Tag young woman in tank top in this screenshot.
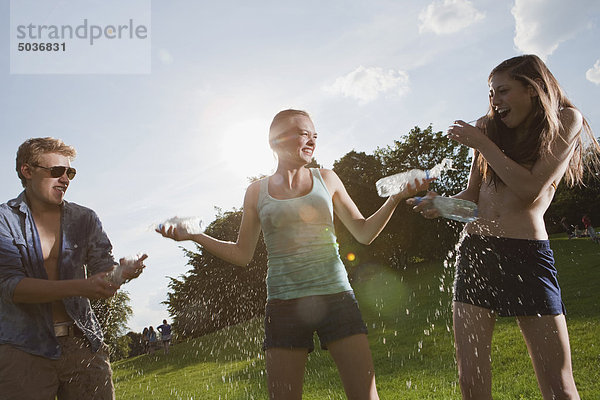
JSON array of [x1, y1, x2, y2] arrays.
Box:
[[157, 109, 430, 399]]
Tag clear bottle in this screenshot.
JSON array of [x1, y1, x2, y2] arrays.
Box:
[[157, 216, 203, 235], [415, 196, 478, 223], [106, 256, 136, 286], [376, 158, 453, 197], [106, 253, 147, 286]]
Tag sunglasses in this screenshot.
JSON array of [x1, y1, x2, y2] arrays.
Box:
[[32, 164, 77, 180]]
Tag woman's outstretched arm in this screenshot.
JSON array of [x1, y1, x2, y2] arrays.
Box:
[[156, 181, 262, 266], [321, 169, 430, 245]]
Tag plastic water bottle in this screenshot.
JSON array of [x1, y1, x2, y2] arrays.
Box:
[[157, 216, 203, 235], [106, 256, 137, 286], [376, 158, 453, 197], [414, 196, 478, 223]]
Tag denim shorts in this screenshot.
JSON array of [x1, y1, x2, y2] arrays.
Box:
[[454, 234, 565, 317], [263, 291, 368, 352]]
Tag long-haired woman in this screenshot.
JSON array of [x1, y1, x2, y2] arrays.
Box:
[[411, 54, 599, 400]]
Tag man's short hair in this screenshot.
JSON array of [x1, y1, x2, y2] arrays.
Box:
[[16, 137, 77, 187]]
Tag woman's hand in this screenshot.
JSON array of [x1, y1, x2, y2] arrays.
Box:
[[406, 191, 440, 219], [447, 120, 486, 149], [155, 225, 191, 242], [390, 177, 434, 203]]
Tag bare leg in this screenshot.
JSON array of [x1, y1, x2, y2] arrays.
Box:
[[517, 314, 580, 400], [265, 348, 308, 400], [328, 334, 379, 400], [453, 301, 496, 400]]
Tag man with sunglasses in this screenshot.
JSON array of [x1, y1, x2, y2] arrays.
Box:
[[0, 137, 148, 399]]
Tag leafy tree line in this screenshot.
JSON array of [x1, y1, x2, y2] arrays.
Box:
[[91, 291, 133, 361], [545, 143, 600, 232], [162, 127, 600, 339]]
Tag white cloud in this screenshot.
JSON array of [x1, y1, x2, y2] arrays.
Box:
[[325, 66, 410, 104], [418, 0, 485, 35], [586, 60, 600, 85], [511, 0, 600, 60]]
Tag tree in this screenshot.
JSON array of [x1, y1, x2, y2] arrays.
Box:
[[91, 291, 133, 361], [374, 125, 471, 196], [545, 143, 600, 233], [125, 331, 145, 357]]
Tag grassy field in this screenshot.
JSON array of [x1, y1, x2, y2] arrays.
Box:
[[113, 234, 600, 399]]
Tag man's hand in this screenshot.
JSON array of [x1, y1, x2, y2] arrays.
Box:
[[120, 253, 148, 281], [81, 271, 119, 299]]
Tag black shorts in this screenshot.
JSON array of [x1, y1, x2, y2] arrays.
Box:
[[454, 234, 565, 317], [263, 291, 368, 353]]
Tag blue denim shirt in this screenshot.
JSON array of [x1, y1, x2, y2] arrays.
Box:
[[0, 192, 116, 359]]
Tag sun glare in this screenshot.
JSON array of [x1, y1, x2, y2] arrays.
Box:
[[218, 118, 276, 179]]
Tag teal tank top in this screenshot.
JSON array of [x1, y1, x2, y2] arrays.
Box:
[[257, 168, 352, 300]]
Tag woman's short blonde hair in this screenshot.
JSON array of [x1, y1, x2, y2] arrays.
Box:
[[268, 109, 311, 148]]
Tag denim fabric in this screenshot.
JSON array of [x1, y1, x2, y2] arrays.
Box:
[[454, 234, 565, 316], [0, 192, 116, 359]]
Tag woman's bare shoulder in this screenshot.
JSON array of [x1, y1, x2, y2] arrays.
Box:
[[559, 107, 583, 141], [247, 178, 263, 191], [317, 168, 345, 194], [244, 179, 264, 204], [318, 167, 334, 177], [318, 168, 342, 184]]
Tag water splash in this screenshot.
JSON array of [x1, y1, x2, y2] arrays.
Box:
[[153, 216, 203, 235]]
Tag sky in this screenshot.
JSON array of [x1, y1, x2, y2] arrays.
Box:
[[1, 0, 599, 333]]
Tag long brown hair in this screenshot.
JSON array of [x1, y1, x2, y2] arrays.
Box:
[[476, 54, 599, 187]]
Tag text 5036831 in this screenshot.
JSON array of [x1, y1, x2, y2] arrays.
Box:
[[18, 42, 66, 51]]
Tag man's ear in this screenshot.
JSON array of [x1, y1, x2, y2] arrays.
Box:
[[21, 163, 33, 180]]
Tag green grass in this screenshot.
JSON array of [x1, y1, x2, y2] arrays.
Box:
[[113, 235, 600, 399]]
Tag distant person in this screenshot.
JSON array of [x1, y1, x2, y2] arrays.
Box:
[[0, 137, 148, 400], [157, 319, 172, 354], [157, 109, 430, 399], [148, 326, 158, 354], [411, 55, 600, 399], [142, 327, 150, 354], [560, 217, 575, 239], [574, 225, 586, 238], [582, 215, 599, 243]]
